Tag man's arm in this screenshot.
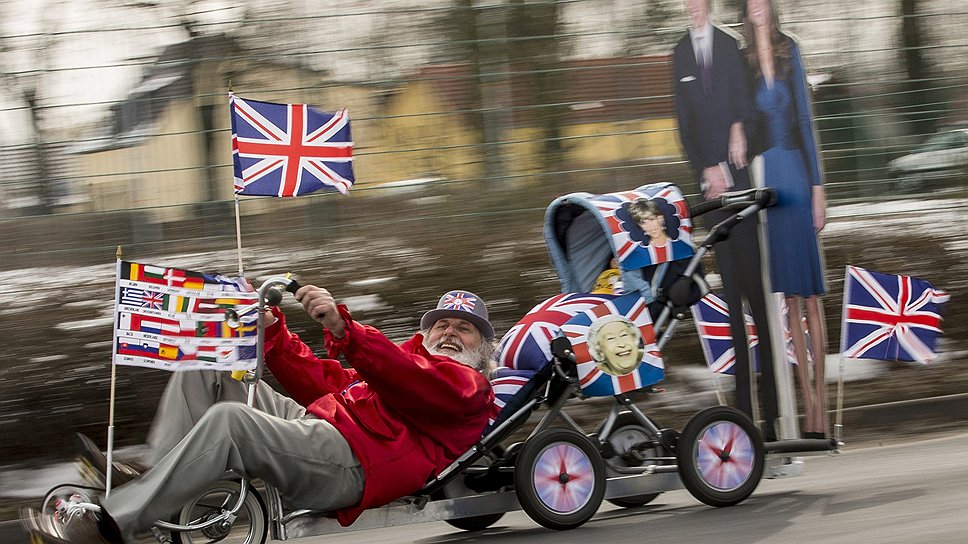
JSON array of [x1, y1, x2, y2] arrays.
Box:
[[673, 41, 705, 174], [296, 285, 492, 433], [263, 312, 357, 407], [339, 313, 493, 435]]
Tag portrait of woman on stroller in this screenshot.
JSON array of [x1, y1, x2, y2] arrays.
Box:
[[587, 315, 644, 376], [627, 198, 672, 250]]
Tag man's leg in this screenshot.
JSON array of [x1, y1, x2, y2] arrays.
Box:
[[730, 217, 780, 439], [103, 402, 364, 542], [146, 370, 300, 465], [714, 234, 755, 422]]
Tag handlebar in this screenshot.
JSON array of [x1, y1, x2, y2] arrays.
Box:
[[690, 187, 776, 218]]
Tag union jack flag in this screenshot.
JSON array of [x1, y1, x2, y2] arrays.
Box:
[[692, 293, 757, 374], [486, 369, 534, 430], [691, 294, 806, 374], [230, 93, 354, 197], [589, 183, 694, 270], [496, 293, 616, 371], [561, 292, 664, 397], [442, 291, 477, 311], [840, 266, 949, 363]]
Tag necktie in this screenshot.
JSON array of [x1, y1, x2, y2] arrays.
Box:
[[697, 37, 711, 92]]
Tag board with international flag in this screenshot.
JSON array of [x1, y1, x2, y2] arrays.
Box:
[[113, 261, 260, 372]]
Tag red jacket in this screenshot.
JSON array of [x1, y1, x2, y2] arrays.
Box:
[[263, 305, 493, 526]]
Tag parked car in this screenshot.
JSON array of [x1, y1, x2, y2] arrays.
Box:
[[887, 128, 968, 193]]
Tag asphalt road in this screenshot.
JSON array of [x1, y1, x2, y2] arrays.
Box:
[[5, 430, 967, 544]]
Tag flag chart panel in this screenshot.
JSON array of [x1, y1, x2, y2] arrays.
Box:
[[113, 261, 260, 372]]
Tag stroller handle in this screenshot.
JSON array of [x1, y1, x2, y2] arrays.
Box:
[[690, 187, 777, 218]]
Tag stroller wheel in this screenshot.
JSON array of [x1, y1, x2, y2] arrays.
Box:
[[596, 411, 662, 508], [676, 406, 764, 507], [514, 428, 605, 530]]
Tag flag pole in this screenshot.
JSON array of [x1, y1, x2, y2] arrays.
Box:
[[228, 88, 244, 277], [234, 194, 244, 277], [834, 264, 852, 445], [712, 373, 726, 406], [106, 246, 123, 495]]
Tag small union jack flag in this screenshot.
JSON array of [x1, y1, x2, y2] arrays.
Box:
[[692, 294, 807, 375], [495, 293, 616, 371], [120, 287, 165, 310], [230, 93, 354, 197], [561, 292, 664, 397], [442, 291, 477, 311], [841, 265, 949, 363], [589, 183, 694, 270]]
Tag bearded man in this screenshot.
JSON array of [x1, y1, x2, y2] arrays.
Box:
[[23, 286, 497, 544]]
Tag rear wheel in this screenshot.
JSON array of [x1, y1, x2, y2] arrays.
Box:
[[171, 480, 268, 544], [514, 428, 605, 530], [438, 467, 505, 531], [596, 412, 662, 508], [676, 406, 764, 508]]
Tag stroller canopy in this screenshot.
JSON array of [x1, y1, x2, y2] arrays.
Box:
[[543, 183, 695, 300]]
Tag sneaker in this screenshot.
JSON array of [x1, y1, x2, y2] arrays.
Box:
[[75, 433, 144, 488], [20, 502, 109, 544]]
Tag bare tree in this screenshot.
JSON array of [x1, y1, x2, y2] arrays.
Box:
[[0, 1, 63, 213]]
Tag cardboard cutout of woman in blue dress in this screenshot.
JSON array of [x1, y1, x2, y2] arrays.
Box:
[[742, 0, 829, 438]]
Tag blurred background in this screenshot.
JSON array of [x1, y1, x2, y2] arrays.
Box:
[[0, 0, 966, 486]]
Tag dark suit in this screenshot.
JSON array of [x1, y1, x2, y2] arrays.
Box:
[[673, 26, 779, 439]]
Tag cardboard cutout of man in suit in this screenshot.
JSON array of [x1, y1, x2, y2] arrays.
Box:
[[672, 0, 779, 440]]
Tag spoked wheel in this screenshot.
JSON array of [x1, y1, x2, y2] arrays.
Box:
[[514, 428, 605, 530], [596, 412, 662, 508], [676, 406, 764, 507], [171, 480, 268, 544]]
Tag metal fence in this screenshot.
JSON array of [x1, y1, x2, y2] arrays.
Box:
[[1, 0, 967, 467], [1, 0, 966, 263]]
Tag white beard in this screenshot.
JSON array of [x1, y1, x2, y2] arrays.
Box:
[[423, 336, 488, 371]]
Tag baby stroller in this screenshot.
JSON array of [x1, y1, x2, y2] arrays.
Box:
[[398, 182, 784, 532], [32, 184, 786, 543]]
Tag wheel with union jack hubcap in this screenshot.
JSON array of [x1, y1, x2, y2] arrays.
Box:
[[514, 428, 605, 530], [676, 406, 764, 507]]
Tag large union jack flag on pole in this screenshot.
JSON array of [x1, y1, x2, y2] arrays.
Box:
[[230, 93, 354, 197], [840, 265, 949, 363]]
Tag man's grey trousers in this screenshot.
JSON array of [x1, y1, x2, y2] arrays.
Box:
[[100, 371, 365, 542]]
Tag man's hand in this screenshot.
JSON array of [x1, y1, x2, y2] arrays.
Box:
[[729, 122, 748, 169], [295, 285, 346, 338], [702, 165, 729, 199]]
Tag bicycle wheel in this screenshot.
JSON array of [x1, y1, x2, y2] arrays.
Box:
[[171, 480, 268, 544]]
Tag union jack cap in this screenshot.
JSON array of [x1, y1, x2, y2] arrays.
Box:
[[420, 290, 494, 340]]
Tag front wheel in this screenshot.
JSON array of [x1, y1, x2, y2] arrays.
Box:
[[171, 480, 268, 544], [676, 406, 764, 508], [514, 428, 605, 530]]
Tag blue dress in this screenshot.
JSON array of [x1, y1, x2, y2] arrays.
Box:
[[754, 42, 826, 297]]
